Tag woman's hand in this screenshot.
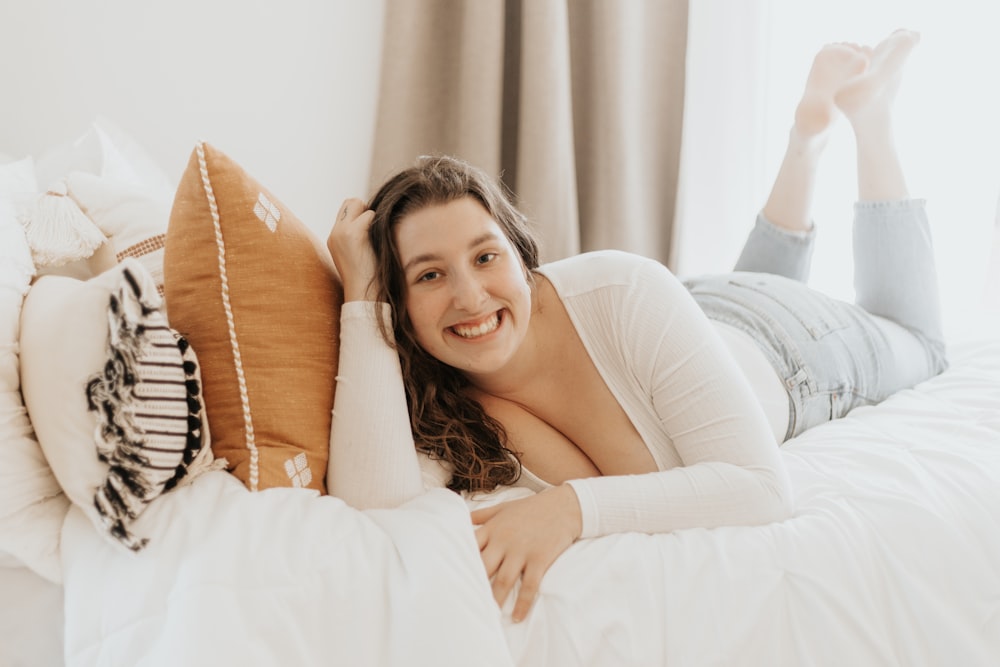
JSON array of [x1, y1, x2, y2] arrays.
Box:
[[327, 198, 378, 302], [471, 484, 583, 623]]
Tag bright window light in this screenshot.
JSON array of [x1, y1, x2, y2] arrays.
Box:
[[680, 0, 1000, 341]]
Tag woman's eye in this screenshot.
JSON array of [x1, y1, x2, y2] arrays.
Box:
[[477, 252, 497, 265], [417, 271, 439, 283]]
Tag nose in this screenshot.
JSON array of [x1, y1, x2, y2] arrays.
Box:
[[450, 271, 489, 311]]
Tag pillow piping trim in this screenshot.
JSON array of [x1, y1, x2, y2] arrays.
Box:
[[196, 141, 260, 491]]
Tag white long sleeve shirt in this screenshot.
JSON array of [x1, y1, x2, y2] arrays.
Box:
[[329, 251, 793, 538]]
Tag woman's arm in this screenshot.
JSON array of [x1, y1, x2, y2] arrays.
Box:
[[327, 301, 425, 508], [565, 256, 793, 537], [324, 199, 425, 508], [468, 253, 793, 620]]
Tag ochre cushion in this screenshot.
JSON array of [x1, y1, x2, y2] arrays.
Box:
[[163, 142, 343, 493]]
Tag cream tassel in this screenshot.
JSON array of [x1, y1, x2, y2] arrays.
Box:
[[23, 180, 106, 268]]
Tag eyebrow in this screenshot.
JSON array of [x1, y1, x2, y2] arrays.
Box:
[[402, 232, 501, 273]]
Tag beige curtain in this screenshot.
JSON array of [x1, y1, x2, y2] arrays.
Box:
[[369, 0, 688, 267]]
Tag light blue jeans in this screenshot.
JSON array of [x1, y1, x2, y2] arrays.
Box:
[[684, 200, 948, 441]]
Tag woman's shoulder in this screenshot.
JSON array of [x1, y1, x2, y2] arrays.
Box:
[[538, 250, 665, 292]]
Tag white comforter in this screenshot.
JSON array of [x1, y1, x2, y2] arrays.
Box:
[[61, 339, 1000, 666]]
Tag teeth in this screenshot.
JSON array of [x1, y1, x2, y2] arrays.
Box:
[[452, 312, 501, 339]]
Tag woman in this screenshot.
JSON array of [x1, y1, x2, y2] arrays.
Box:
[[327, 29, 946, 623]]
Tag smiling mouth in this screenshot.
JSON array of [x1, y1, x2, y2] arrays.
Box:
[[450, 311, 502, 339]]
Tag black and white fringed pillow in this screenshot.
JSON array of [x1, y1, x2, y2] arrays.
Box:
[[85, 261, 216, 551]]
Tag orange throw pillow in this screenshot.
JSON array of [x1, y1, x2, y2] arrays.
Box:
[[163, 142, 342, 492]]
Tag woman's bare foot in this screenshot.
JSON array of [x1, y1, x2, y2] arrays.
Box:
[[794, 43, 870, 137], [834, 29, 920, 121]]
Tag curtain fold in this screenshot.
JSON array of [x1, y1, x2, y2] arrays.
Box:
[[370, 0, 688, 267]]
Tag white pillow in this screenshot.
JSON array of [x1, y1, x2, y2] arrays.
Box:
[[0, 124, 178, 574], [24, 118, 175, 281], [35, 117, 174, 202], [0, 156, 38, 226], [0, 217, 68, 583], [20, 260, 215, 551]]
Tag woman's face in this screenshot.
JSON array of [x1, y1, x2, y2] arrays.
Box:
[[394, 196, 532, 377]]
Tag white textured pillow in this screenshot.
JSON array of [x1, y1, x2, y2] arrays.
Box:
[[0, 217, 69, 583], [20, 260, 215, 551]]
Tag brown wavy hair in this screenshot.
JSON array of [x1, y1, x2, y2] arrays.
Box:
[[366, 155, 541, 493]]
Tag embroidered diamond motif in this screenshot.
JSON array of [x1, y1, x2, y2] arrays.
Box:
[[284, 452, 312, 488], [253, 192, 280, 232]]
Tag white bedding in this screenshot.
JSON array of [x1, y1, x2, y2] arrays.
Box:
[[61, 485, 511, 666], [0, 565, 64, 667], [59, 338, 1000, 666]]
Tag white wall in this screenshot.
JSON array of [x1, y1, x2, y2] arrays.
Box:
[[0, 0, 385, 239]]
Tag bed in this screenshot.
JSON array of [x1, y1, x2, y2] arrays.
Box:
[[3, 122, 999, 666]]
